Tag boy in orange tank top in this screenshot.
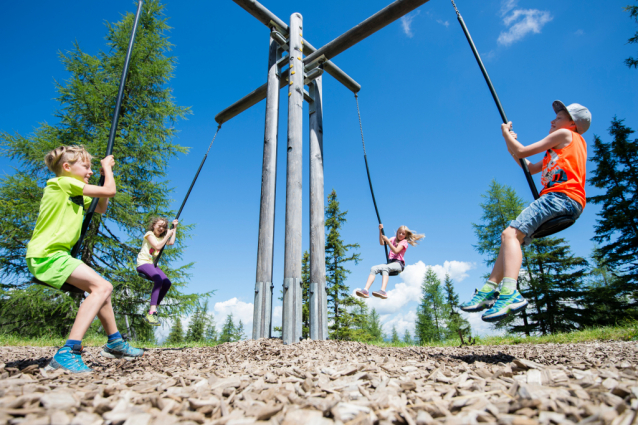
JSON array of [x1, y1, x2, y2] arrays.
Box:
[[461, 100, 592, 322]]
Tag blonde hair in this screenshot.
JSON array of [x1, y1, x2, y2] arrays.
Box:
[[44, 145, 92, 175], [147, 217, 169, 237], [396, 225, 425, 247]]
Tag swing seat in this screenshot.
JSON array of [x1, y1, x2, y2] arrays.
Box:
[[389, 270, 401, 277], [531, 215, 575, 239], [31, 277, 85, 295]]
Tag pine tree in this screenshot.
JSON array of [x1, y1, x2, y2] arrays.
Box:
[[516, 237, 589, 335], [391, 325, 400, 344], [443, 274, 470, 340], [416, 268, 450, 343], [325, 189, 363, 340], [218, 314, 236, 344], [365, 308, 385, 342], [403, 329, 413, 345], [582, 248, 636, 325], [626, 3, 638, 68], [204, 319, 218, 343], [0, 0, 203, 338], [165, 316, 184, 345], [588, 118, 638, 297], [234, 320, 246, 342], [186, 300, 211, 343]]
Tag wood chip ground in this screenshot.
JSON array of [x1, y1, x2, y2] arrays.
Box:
[[1, 339, 637, 424]]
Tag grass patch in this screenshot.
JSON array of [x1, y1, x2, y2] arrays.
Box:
[[372, 324, 638, 348], [1, 325, 635, 349]]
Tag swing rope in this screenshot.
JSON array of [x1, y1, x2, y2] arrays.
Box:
[[355, 93, 390, 264], [71, 0, 145, 259], [450, 0, 575, 238], [152, 124, 222, 267]]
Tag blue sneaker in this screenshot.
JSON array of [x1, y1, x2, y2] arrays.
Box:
[[482, 290, 529, 322], [100, 338, 144, 361], [45, 345, 93, 373], [460, 289, 498, 312]]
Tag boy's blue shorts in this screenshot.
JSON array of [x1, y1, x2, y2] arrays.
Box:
[[510, 192, 583, 246]]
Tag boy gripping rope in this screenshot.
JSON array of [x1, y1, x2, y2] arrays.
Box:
[[356, 224, 424, 299], [461, 101, 591, 322], [136, 217, 178, 326], [26, 146, 144, 373]]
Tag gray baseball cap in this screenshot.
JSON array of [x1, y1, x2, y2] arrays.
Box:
[[552, 100, 592, 135]]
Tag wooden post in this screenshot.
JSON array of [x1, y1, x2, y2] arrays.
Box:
[[282, 12, 304, 345], [308, 76, 327, 340], [253, 35, 281, 340]]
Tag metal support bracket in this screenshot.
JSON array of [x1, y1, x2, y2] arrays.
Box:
[[253, 281, 273, 340], [282, 277, 302, 344]]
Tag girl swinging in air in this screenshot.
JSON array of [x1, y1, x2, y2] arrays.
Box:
[[356, 224, 424, 299], [136, 217, 178, 326]]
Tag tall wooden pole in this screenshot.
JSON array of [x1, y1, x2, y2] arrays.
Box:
[[309, 76, 327, 340], [253, 35, 281, 340], [282, 12, 304, 345]]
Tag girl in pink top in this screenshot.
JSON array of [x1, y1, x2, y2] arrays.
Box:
[[356, 224, 424, 299]]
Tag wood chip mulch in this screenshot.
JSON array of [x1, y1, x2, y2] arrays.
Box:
[[1, 339, 637, 424]]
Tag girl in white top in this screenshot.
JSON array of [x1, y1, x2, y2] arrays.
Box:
[[136, 217, 178, 326]]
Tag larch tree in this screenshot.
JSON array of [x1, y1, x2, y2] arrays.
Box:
[[0, 0, 204, 339], [391, 325, 400, 344], [218, 314, 236, 344]]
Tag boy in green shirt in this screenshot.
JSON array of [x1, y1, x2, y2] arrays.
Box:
[[27, 145, 143, 373]]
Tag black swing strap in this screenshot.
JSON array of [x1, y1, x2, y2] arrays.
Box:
[[450, 0, 539, 200], [153, 124, 222, 266], [355, 93, 390, 263], [71, 0, 144, 258]]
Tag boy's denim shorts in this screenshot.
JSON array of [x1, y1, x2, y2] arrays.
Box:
[[510, 192, 583, 246]]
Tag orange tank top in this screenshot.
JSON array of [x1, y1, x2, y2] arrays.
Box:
[[539, 130, 587, 208]]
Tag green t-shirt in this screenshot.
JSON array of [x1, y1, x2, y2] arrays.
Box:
[[26, 176, 93, 258]]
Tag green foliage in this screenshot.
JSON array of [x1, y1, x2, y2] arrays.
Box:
[[365, 308, 385, 342], [415, 268, 451, 343], [625, 3, 638, 68], [165, 316, 184, 345], [391, 325, 400, 344], [218, 313, 236, 344], [443, 274, 470, 339], [516, 237, 589, 335], [301, 251, 310, 339], [0, 0, 206, 339], [235, 320, 246, 341], [403, 329, 413, 345], [186, 300, 213, 343], [325, 189, 363, 340], [588, 118, 638, 293]]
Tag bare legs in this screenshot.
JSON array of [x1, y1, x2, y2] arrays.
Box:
[[488, 227, 526, 283], [364, 273, 390, 292], [65, 264, 118, 340]]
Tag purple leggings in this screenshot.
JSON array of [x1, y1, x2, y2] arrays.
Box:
[[137, 264, 172, 307]]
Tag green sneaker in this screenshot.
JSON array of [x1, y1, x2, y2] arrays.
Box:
[[482, 290, 529, 322], [144, 312, 161, 327], [460, 288, 498, 312]]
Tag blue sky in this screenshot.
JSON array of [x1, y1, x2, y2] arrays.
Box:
[[1, 0, 637, 339]]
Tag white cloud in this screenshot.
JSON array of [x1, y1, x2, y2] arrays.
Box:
[[383, 309, 418, 336], [436, 19, 450, 28], [574, 29, 584, 36], [500, 0, 518, 17], [401, 11, 420, 38], [355, 260, 475, 315], [498, 8, 553, 46], [213, 297, 254, 332]]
